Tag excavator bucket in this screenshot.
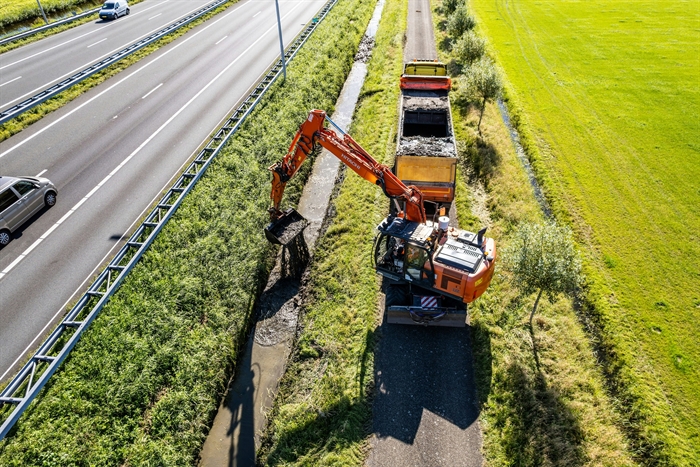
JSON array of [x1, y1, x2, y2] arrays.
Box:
[[264, 208, 309, 245]]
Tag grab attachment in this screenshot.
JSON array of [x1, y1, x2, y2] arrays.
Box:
[[264, 208, 309, 245]]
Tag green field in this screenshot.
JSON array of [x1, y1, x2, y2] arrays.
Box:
[[471, 0, 700, 462]]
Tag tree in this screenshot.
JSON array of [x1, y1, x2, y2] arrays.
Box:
[[446, 4, 476, 39], [453, 30, 485, 67], [503, 221, 582, 330], [442, 0, 460, 15], [460, 57, 501, 135]]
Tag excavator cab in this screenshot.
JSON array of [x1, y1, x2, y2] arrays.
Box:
[[373, 217, 435, 287]]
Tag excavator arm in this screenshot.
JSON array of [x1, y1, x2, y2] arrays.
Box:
[[268, 110, 426, 225]]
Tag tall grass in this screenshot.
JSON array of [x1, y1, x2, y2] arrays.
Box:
[[470, 0, 700, 463], [0, 0, 374, 463]]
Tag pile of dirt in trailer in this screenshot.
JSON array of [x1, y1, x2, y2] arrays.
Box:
[[398, 137, 455, 156], [355, 35, 375, 63], [402, 95, 450, 112]]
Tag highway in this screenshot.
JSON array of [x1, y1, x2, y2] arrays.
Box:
[[0, 0, 216, 113], [0, 0, 327, 382]]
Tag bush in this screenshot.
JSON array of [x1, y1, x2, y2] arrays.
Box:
[[456, 57, 502, 133], [446, 4, 475, 39], [442, 0, 461, 15], [453, 30, 485, 65]]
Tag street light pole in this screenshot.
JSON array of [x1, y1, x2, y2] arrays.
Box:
[[274, 0, 286, 81], [36, 0, 49, 24]]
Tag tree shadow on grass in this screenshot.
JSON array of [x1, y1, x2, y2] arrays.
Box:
[[497, 360, 588, 466], [481, 298, 588, 465]]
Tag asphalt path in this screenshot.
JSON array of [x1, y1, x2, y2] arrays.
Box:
[[0, 0, 327, 383], [368, 0, 483, 465], [0, 0, 217, 113]]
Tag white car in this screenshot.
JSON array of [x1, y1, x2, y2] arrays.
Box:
[[99, 1, 130, 20], [0, 176, 57, 247]]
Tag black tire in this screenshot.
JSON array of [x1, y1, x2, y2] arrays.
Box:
[[385, 283, 408, 308], [126, 8, 130, 14], [0, 229, 11, 247], [44, 191, 57, 207], [113, 12, 119, 20]]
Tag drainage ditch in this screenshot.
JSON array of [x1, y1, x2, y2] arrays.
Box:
[[197, 0, 386, 464]]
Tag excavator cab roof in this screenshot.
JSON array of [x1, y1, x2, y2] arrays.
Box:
[[377, 216, 433, 247]]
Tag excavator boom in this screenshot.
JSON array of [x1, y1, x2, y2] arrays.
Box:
[[266, 110, 426, 244]]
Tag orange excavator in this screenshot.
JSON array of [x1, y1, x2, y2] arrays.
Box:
[[265, 110, 496, 326]]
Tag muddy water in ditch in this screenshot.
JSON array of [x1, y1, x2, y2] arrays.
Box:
[[497, 99, 552, 217], [198, 1, 385, 465]]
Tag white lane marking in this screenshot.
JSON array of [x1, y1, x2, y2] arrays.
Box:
[[0, 1, 219, 109], [133, 0, 171, 15], [0, 76, 22, 87], [253, 11, 261, 17], [0, 0, 303, 277], [0, 0, 253, 160], [35, 169, 47, 177], [142, 83, 163, 99], [0, 111, 219, 382], [87, 38, 108, 48], [215, 35, 228, 45], [148, 13, 163, 20], [0, 29, 105, 72], [0, 0, 322, 384]]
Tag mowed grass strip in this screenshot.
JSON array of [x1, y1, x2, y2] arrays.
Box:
[[257, 0, 405, 463], [0, 0, 375, 463], [471, 0, 700, 463]]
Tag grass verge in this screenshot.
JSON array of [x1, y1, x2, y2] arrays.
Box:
[[0, 0, 221, 142], [0, 0, 375, 463], [470, 0, 700, 463], [434, 1, 638, 465], [256, 0, 406, 463], [1, 0, 101, 32]]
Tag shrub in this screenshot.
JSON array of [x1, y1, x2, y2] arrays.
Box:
[[446, 4, 475, 39], [453, 30, 485, 65]]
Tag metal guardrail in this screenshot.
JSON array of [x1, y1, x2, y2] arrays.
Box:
[[0, 8, 100, 48], [0, 0, 228, 125], [0, 0, 338, 441]]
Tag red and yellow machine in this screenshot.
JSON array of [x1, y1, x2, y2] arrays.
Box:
[[265, 110, 495, 326]]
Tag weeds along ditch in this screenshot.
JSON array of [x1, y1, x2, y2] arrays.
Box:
[[469, 0, 700, 464], [0, 0, 376, 463]]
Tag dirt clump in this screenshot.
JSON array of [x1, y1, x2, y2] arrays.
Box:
[[355, 35, 375, 63]]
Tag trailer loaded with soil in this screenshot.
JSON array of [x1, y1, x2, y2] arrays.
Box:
[[264, 104, 496, 328]]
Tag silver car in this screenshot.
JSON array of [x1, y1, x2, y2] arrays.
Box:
[[99, 1, 130, 20], [0, 176, 57, 247]]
